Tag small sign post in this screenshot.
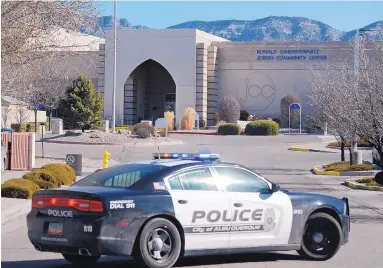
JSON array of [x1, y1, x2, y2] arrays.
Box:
[[66, 154, 82, 176], [289, 103, 302, 134]]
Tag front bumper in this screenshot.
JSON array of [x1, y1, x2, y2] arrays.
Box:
[[341, 197, 351, 245]]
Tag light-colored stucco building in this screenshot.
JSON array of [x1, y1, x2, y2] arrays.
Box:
[[100, 29, 359, 127]]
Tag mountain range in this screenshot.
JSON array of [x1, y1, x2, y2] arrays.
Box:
[[90, 16, 383, 41]]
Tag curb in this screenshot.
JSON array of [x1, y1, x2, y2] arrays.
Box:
[[312, 165, 378, 176], [345, 180, 383, 192], [45, 140, 183, 146], [289, 146, 336, 153]]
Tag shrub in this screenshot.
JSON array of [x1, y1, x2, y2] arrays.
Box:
[[133, 122, 154, 135], [218, 96, 240, 123], [374, 172, 383, 185], [240, 110, 250, 121], [2, 184, 33, 199], [327, 140, 372, 148], [164, 111, 175, 130], [245, 120, 280, 136], [64, 130, 82, 136], [181, 107, 195, 130], [41, 164, 73, 185], [323, 161, 373, 172], [280, 93, 301, 128], [4, 178, 40, 192], [218, 123, 241, 135], [60, 75, 103, 130], [23, 169, 59, 189], [356, 177, 374, 184], [11, 123, 27, 132], [62, 164, 76, 182], [136, 128, 151, 139]]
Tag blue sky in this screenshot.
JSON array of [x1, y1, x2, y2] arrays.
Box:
[[96, 1, 383, 31]]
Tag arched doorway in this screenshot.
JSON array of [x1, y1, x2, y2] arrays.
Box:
[[123, 59, 176, 125]]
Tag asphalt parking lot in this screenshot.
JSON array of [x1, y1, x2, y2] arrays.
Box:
[[2, 134, 383, 268]]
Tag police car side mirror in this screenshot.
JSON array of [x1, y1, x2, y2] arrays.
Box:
[[271, 183, 280, 193]]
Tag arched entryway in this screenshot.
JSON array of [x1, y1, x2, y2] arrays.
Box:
[[123, 59, 176, 125]]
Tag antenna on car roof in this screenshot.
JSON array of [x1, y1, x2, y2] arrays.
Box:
[[158, 146, 160, 159]]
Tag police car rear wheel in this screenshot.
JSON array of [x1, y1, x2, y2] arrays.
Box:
[[298, 212, 342, 261], [62, 253, 100, 265], [136, 218, 181, 268]]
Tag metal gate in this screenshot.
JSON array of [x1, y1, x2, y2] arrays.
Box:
[[10, 133, 29, 170]]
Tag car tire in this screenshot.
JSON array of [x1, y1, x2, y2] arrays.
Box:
[[298, 212, 343, 261], [135, 218, 182, 268], [62, 253, 100, 266]]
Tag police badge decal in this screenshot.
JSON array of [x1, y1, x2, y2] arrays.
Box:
[[263, 208, 276, 231]]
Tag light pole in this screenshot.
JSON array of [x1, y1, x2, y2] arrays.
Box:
[[352, 28, 373, 162], [111, 0, 117, 132]]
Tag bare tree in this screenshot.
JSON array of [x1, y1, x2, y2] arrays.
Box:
[[1, 106, 12, 128], [354, 39, 383, 167], [15, 105, 30, 124], [1, 0, 99, 95], [307, 60, 360, 164]]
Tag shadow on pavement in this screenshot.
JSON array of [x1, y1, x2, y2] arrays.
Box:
[[1, 253, 301, 268]]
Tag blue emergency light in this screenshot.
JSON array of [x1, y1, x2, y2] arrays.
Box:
[[153, 152, 221, 162]]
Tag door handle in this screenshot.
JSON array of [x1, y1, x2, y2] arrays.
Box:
[[178, 200, 188, 204], [234, 203, 243, 207]]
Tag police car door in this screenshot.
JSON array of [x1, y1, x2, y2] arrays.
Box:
[[164, 167, 231, 251], [212, 166, 293, 248]]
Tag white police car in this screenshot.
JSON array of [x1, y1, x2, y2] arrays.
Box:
[[27, 152, 350, 268]]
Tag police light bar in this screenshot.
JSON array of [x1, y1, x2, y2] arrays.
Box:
[[153, 153, 220, 161]]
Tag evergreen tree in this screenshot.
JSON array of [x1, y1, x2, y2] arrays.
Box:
[[60, 75, 103, 130]]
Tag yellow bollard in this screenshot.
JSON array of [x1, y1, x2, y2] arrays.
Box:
[[103, 150, 111, 168]]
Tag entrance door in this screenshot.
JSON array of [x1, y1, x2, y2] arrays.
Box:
[[164, 167, 231, 251], [212, 166, 293, 249]]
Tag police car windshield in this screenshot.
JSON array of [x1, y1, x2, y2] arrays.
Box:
[[73, 164, 166, 188]]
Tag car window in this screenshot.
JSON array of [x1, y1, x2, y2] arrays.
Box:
[[214, 167, 270, 193], [177, 168, 217, 191], [74, 164, 166, 188], [168, 176, 183, 190]]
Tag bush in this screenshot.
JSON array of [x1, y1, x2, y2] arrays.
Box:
[[181, 107, 195, 130], [133, 122, 154, 135], [164, 111, 175, 130], [2, 178, 40, 199], [245, 120, 280, 136], [323, 161, 373, 172], [64, 130, 82, 136], [41, 164, 73, 185], [2, 184, 32, 199], [23, 169, 59, 189], [218, 96, 240, 123], [280, 93, 301, 128], [327, 140, 372, 147], [60, 75, 103, 130], [136, 128, 151, 139], [374, 172, 383, 185], [218, 123, 241, 135], [62, 164, 76, 182], [240, 110, 250, 121], [11, 123, 27, 132]]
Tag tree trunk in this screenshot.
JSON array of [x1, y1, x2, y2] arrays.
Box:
[[48, 108, 52, 131], [348, 147, 353, 165], [34, 109, 38, 133], [340, 139, 345, 161]]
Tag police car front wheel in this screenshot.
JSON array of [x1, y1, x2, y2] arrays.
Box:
[[135, 218, 182, 268], [62, 253, 100, 265], [298, 212, 342, 261]]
